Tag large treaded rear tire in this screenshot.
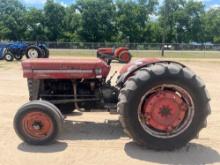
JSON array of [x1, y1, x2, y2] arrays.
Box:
[[118, 62, 211, 150], [118, 51, 132, 63], [14, 101, 63, 145]]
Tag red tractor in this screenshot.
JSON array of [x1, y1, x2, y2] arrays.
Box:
[[13, 57, 210, 150], [97, 47, 132, 63]]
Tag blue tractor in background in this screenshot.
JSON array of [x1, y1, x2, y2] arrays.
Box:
[[0, 41, 49, 62]]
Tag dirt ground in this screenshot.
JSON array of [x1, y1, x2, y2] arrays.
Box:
[[1, 57, 220, 165]]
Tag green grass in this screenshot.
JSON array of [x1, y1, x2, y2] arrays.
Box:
[[50, 49, 220, 59]]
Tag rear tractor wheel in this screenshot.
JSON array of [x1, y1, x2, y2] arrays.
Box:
[[26, 46, 43, 59], [118, 51, 131, 63], [118, 62, 211, 150]]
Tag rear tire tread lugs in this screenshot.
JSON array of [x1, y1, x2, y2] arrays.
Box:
[[118, 62, 210, 150]]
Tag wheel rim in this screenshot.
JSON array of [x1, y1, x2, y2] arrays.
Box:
[[5, 54, 12, 60], [28, 49, 39, 58], [138, 85, 195, 139], [120, 52, 130, 63], [22, 111, 54, 140]]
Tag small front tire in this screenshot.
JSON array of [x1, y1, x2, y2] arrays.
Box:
[[4, 52, 14, 62], [14, 101, 63, 145]]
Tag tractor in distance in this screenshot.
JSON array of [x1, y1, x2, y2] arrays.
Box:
[[0, 41, 49, 62], [97, 47, 132, 63]]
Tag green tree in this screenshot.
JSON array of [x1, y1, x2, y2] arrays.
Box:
[[25, 8, 47, 41], [0, 0, 26, 40], [61, 5, 82, 41], [145, 21, 163, 43], [204, 8, 220, 43], [184, 0, 205, 42], [76, 0, 116, 42], [159, 0, 183, 43], [116, 0, 158, 42], [44, 0, 65, 41], [159, 0, 205, 43]]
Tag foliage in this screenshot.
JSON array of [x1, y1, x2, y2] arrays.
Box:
[[75, 0, 116, 42], [0, 0, 26, 40], [204, 8, 220, 43], [0, 0, 220, 43]]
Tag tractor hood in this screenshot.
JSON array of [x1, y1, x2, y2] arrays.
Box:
[[22, 58, 110, 79]]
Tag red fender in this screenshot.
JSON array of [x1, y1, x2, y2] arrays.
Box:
[[119, 58, 160, 75], [114, 47, 129, 58], [116, 58, 187, 87]]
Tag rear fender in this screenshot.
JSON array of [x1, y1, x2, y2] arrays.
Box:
[[114, 47, 129, 57], [116, 59, 187, 87]]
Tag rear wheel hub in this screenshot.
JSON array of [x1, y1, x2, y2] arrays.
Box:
[[143, 91, 187, 132], [138, 85, 194, 138], [28, 49, 38, 58]]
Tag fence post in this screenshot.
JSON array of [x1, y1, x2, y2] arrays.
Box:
[[161, 43, 165, 57]]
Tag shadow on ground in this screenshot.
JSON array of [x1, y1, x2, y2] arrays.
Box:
[[17, 119, 220, 165], [17, 141, 67, 153], [124, 142, 220, 165], [17, 119, 124, 153], [59, 119, 125, 140]]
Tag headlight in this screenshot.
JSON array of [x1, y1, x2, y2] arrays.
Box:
[[95, 68, 102, 75]]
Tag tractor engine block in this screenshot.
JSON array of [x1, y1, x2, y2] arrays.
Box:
[[37, 79, 118, 110]]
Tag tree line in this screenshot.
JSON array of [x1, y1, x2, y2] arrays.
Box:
[[0, 0, 220, 43]]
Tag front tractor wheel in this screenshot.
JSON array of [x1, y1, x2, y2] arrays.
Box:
[[14, 101, 63, 145], [118, 62, 210, 150], [4, 52, 14, 62]]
